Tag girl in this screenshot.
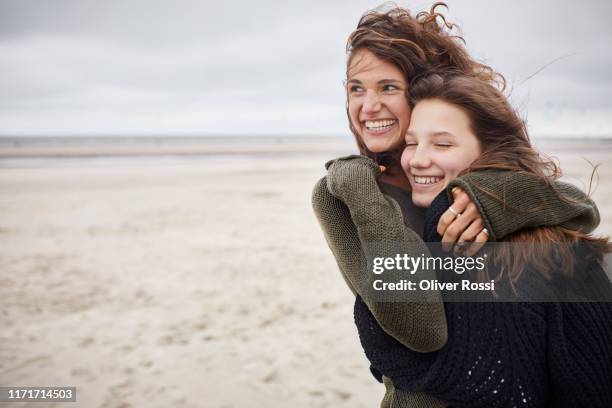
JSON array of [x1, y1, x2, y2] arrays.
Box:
[[325, 73, 612, 407]]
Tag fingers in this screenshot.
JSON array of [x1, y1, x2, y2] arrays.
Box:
[[436, 189, 470, 237], [451, 187, 462, 200], [438, 187, 491, 256], [453, 218, 483, 256], [437, 209, 457, 238], [464, 229, 489, 257], [458, 218, 484, 242], [450, 188, 470, 213], [456, 195, 490, 256], [441, 202, 479, 251]]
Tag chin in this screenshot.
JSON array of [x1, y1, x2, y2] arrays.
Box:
[[364, 139, 401, 154], [411, 195, 432, 208], [364, 141, 389, 153], [411, 191, 439, 208]]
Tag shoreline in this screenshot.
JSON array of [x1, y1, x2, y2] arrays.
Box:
[[1, 135, 611, 159], [0, 143, 355, 158]]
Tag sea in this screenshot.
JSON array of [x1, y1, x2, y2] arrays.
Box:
[[0, 135, 355, 168], [0, 135, 611, 169]]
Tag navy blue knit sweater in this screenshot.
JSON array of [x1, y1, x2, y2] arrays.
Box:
[[354, 192, 612, 408]]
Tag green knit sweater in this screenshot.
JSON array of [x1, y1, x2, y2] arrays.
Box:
[[312, 155, 600, 408]]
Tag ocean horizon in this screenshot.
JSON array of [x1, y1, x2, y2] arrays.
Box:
[[1, 134, 611, 169]]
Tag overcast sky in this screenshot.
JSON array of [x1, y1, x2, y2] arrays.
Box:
[[1, 0, 610, 137]]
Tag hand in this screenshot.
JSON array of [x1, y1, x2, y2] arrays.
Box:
[[437, 187, 489, 256]]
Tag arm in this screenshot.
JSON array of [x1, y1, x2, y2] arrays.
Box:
[[312, 176, 361, 296], [319, 155, 447, 352], [313, 171, 448, 406], [448, 169, 600, 241]]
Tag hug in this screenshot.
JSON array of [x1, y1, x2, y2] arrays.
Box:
[[313, 4, 612, 408]]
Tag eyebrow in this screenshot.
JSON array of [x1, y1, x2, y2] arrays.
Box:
[[431, 131, 454, 137], [347, 78, 404, 85], [379, 79, 404, 85], [405, 130, 454, 137]]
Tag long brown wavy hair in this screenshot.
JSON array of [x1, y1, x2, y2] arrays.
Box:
[[408, 72, 609, 285], [345, 2, 504, 165]]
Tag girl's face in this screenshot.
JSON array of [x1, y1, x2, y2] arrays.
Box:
[[400, 99, 482, 208], [347, 49, 410, 153]]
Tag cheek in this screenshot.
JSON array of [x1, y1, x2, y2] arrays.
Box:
[[400, 148, 412, 172], [440, 155, 473, 179], [393, 99, 411, 131], [347, 101, 360, 126]]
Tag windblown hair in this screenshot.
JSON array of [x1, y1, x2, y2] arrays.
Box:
[[408, 73, 549, 178], [345, 2, 504, 164], [408, 72, 608, 286]]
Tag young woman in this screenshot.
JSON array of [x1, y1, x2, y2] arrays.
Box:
[[312, 4, 604, 407], [326, 73, 612, 407]]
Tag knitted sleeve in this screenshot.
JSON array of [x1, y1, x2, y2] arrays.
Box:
[[447, 170, 600, 241], [313, 155, 448, 353], [311, 176, 361, 296]]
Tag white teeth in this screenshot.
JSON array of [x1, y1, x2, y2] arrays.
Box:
[[365, 119, 395, 129], [414, 176, 442, 185]]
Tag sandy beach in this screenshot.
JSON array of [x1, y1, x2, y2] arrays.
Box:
[[1, 142, 611, 407]]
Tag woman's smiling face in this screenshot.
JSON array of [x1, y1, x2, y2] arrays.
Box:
[[401, 98, 482, 208], [347, 49, 410, 153]]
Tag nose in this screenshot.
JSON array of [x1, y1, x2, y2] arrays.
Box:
[[362, 91, 381, 113], [408, 144, 431, 169]]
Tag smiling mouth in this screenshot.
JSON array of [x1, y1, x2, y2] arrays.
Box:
[[413, 176, 443, 185], [364, 119, 396, 131]]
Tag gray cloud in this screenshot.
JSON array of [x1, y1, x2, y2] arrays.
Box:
[[0, 0, 610, 136]]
